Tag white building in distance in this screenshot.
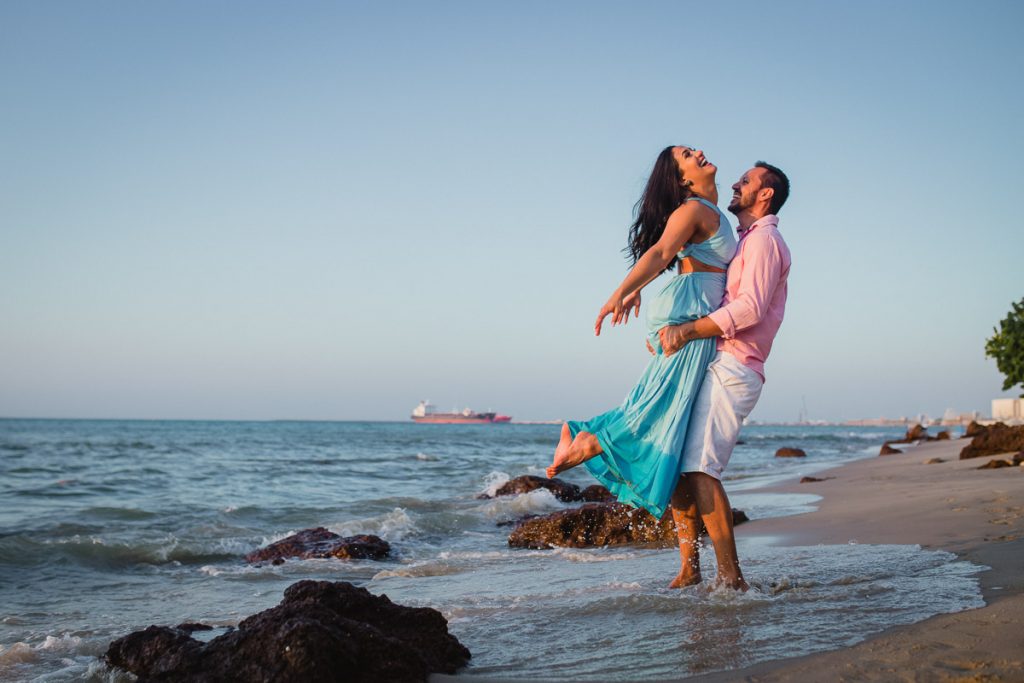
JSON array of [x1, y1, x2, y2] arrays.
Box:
[[992, 398, 1023, 422]]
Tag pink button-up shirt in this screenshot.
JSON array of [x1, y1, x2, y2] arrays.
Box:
[[706, 215, 790, 381]]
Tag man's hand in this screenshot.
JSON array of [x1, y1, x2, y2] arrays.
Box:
[[645, 338, 655, 355], [658, 322, 695, 357]]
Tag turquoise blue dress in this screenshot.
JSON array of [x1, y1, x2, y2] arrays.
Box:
[[567, 197, 737, 519]]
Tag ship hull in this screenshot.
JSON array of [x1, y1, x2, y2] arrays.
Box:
[[412, 415, 497, 424]]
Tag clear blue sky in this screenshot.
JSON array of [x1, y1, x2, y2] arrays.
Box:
[[2, 1, 1022, 422]]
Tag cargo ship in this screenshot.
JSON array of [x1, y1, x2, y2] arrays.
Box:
[[411, 401, 512, 424]]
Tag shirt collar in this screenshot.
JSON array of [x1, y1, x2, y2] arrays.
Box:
[[737, 214, 779, 238]]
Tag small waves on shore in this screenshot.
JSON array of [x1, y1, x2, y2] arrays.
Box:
[[0, 419, 984, 681]]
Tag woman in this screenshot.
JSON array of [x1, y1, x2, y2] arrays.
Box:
[[546, 145, 737, 520]]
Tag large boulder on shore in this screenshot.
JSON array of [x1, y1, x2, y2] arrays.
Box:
[[775, 447, 807, 458], [964, 421, 986, 438], [879, 442, 903, 455], [960, 422, 1024, 460], [245, 528, 390, 564], [105, 580, 470, 683], [891, 424, 929, 444], [507, 502, 747, 549]]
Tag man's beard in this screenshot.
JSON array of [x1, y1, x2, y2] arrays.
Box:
[[727, 196, 745, 215]]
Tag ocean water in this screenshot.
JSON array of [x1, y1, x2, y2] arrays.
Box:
[[0, 420, 983, 681]]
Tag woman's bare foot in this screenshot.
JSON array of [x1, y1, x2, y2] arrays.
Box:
[[546, 428, 601, 478], [668, 570, 703, 589]]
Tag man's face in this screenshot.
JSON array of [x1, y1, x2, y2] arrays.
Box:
[[728, 167, 769, 215]]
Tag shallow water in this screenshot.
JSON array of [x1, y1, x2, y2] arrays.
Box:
[[0, 419, 981, 681]]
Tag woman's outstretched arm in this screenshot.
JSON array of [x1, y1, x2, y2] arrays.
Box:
[[594, 201, 703, 336]]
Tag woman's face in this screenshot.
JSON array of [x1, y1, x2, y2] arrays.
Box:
[[672, 146, 716, 187]]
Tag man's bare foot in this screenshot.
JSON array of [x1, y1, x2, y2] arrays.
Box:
[[668, 570, 703, 589], [546, 429, 600, 478]]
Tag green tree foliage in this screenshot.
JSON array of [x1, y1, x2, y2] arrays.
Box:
[[985, 298, 1024, 397]]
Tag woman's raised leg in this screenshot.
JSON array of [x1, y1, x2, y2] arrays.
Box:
[[546, 426, 603, 478]]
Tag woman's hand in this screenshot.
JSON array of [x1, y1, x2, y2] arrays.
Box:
[[594, 291, 626, 336], [618, 291, 642, 325]]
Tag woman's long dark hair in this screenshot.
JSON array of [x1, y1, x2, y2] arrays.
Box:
[[625, 146, 692, 270]]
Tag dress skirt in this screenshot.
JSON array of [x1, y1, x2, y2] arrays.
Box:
[[567, 272, 726, 519]]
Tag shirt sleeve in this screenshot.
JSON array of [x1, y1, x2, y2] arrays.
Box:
[[707, 233, 783, 338]]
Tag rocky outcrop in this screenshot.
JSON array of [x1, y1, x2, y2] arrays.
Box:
[[105, 581, 470, 682], [775, 447, 807, 458], [936, 430, 951, 441], [245, 528, 390, 564], [507, 503, 748, 549], [960, 422, 1024, 460], [923, 457, 945, 465], [483, 476, 617, 503], [482, 475, 581, 502], [879, 443, 903, 455], [579, 484, 616, 502], [900, 424, 928, 443], [964, 421, 986, 438], [508, 503, 672, 548]]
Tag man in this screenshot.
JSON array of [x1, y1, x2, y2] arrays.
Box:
[[658, 162, 791, 590]]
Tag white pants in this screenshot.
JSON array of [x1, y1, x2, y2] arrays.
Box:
[[680, 352, 763, 480]]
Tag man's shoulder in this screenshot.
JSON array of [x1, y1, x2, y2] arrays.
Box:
[[741, 225, 790, 263]]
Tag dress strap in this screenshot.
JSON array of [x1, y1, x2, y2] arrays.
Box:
[[684, 196, 720, 212]]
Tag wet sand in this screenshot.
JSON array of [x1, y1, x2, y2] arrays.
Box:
[[684, 437, 1024, 683], [433, 437, 1024, 682]]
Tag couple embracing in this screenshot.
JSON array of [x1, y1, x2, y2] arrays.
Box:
[[547, 146, 791, 591]]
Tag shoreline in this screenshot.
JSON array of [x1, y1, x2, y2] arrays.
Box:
[[685, 437, 1024, 682], [433, 436, 1023, 683]]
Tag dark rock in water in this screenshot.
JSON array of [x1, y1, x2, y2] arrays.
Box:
[[735, 440, 746, 445], [508, 503, 675, 548], [105, 580, 471, 683], [730, 509, 750, 526], [879, 443, 903, 456], [775, 447, 806, 458], [1014, 451, 1024, 466], [579, 484, 616, 502], [960, 422, 1024, 460], [481, 477, 615, 504], [977, 458, 1013, 469], [935, 430, 951, 441], [496, 514, 540, 528], [486, 475, 582, 502], [507, 503, 747, 549], [799, 476, 832, 483], [174, 622, 213, 633], [245, 528, 390, 564]]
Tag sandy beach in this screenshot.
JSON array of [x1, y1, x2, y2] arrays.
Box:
[[684, 437, 1024, 683], [434, 435, 1024, 683]]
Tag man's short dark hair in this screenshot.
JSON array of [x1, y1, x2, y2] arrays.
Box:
[[755, 161, 790, 215]]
